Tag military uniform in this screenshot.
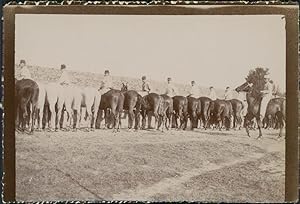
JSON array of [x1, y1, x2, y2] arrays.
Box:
[[165, 83, 177, 97], [99, 75, 113, 94], [260, 81, 273, 117], [19, 66, 32, 80], [189, 85, 200, 98], [224, 89, 233, 100], [208, 89, 217, 100], [58, 70, 71, 85]]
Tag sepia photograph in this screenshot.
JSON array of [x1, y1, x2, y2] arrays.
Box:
[[14, 12, 287, 202]]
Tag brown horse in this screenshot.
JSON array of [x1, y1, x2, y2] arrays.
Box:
[[158, 94, 174, 131], [235, 81, 284, 139], [140, 93, 162, 130], [121, 83, 143, 130], [263, 97, 285, 130], [229, 99, 244, 130], [208, 99, 233, 131], [172, 96, 188, 130], [95, 89, 125, 131], [235, 82, 263, 138], [187, 96, 201, 130], [15, 79, 39, 133], [198, 97, 212, 129]]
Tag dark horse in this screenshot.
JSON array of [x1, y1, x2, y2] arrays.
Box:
[[235, 82, 284, 139], [172, 96, 188, 130], [263, 97, 286, 130], [95, 89, 125, 131], [15, 79, 39, 133], [229, 99, 244, 130], [121, 83, 143, 130], [140, 93, 162, 130], [158, 94, 174, 131], [198, 97, 212, 129]]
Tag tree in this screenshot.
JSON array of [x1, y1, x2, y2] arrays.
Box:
[[245, 67, 269, 92]]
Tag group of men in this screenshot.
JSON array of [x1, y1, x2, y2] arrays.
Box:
[[17, 59, 278, 118]]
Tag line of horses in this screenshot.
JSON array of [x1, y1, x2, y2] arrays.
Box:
[[15, 78, 286, 139]]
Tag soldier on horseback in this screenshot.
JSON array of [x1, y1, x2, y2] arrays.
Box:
[[19, 59, 32, 80], [224, 86, 233, 100], [140, 75, 151, 97], [188, 80, 200, 98], [99, 69, 113, 94], [58, 64, 71, 86], [260, 74, 273, 118], [208, 86, 217, 100], [165, 77, 177, 97]]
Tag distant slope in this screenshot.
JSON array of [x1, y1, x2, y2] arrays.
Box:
[[15, 65, 238, 98]]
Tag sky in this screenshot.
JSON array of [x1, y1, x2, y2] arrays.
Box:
[[15, 14, 286, 90]]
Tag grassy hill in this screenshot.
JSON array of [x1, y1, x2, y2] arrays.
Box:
[[15, 65, 238, 99]]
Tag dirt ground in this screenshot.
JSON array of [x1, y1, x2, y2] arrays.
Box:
[[16, 126, 285, 202]]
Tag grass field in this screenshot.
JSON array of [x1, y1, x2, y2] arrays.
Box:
[[16, 127, 285, 202]]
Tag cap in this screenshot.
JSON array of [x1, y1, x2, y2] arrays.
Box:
[[167, 77, 172, 81], [191, 80, 195, 83], [104, 70, 110, 74], [61, 64, 66, 70], [142, 76, 146, 80], [20, 59, 26, 65]]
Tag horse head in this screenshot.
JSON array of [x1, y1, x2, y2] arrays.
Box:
[[235, 81, 252, 93], [121, 82, 128, 91]]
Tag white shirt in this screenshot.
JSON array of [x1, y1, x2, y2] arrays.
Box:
[[58, 70, 71, 85], [262, 81, 273, 97], [165, 83, 177, 97], [208, 89, 217, 100], [100, 75, 113, 90], [189, 85, 199, 97], [224, 89, 233, 100], [19, 66, 32, 80]]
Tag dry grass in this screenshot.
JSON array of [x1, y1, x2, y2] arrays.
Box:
[[16, 128, 285, 202]]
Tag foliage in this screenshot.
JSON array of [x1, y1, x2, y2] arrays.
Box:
[[245, 67, 269, 92]]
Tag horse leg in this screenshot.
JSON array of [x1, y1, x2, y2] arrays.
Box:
[[256, 117, 263, 139], [147, 112, 153, 129], [109, 106, 117, 132], [128, 108, 134, 129], [48, 103, 56, 131], [30, 103, 38, 133]]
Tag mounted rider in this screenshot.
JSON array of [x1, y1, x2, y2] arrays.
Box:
[[224, 86, 233, 100], [165, 77, 177, 97], [208, 86, 217, 100], [188, 80, 200, 98], [18, 59, 32, 80], [260, 74, 273, 118], [139, 75, 151, 97], [58, 64, 71, 85], [99, 69, 113, 94]]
